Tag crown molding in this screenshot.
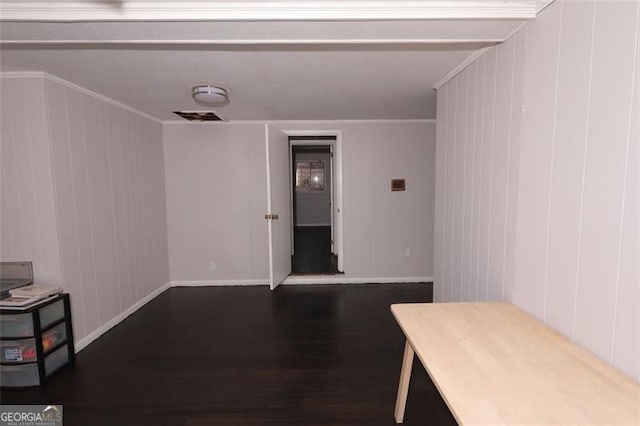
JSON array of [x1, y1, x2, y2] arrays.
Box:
[[432, 4, 532, 90], [535, 0, 557, 13], [0, 1, 537, 22], [163, 119, 436, 125], [433, 47, 491, 90], [0, 38, 502, 47], [43, 73, 163, 123], [0, 71, 46, 79], [0, 71, 162, 123]]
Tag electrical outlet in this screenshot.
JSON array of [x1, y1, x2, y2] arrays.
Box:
[[404, 249, 411, 257], [209, 261, 217, 270]]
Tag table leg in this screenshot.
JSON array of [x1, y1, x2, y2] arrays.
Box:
[[394, 339, 414, 423]]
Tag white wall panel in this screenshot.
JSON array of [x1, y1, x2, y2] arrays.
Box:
[[504, 32, 526, 301], [164, 121, 435, 282], [489, 38, 515, 302], [44, 79, 87, 337], [611, 18, 639, 378], [573, 0, 639, 363], [65, 88, 101, 334], [1, 75, 169, 345], [48, 79, 170, 343], [461, 61, 477, 302], [445, 81, 457, 300], [0, 75, 63, 309], [367, 124, 434, 277], [433, 86, 447, 302], [479, 49, 497, 301], [512, 0, 562, 319], [434, 0, 640, 380], [544, 0, 595, 339], [163, 124, 266, 282], [435, 37, 523, 305], [470, 56, 486, 301], [452, 73, 466, 301], [0, 77, 63, 288]]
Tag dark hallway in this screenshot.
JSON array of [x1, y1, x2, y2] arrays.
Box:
[[292, 226, 338, 274]]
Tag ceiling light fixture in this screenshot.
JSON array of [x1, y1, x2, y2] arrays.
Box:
[[192, 85, 228, 104]]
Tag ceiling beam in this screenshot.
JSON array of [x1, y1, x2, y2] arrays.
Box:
[[0, 1, 538, 22]]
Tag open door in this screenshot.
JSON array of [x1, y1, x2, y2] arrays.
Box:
[[265, 124, 292, 290]]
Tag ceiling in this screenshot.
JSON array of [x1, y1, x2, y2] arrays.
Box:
[[0, 1, 548, 121]]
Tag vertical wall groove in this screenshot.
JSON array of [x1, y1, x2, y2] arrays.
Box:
[[104, 103, 122, 313], [20, 80, 45, 274], [79, 94, 102, 325], [42, 77, 66, 316], [474, 56, 487, 301], [485, 49, 498, 300], [449, 80, 457, 300], [501, 38, 517, 301], [460, 71, 470, 300], [542, 0, 564, 321], [439, 86, 449, 301], [63, 87, 88, 338], [8, 87, 26, 255], [571, 0, 597, 340]]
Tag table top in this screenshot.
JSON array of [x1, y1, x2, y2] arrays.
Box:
[[391, 302, 640, 425]]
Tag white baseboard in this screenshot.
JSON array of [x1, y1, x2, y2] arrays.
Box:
[[170, 277, 432, 286], [170, 279, 269, 287], [75, 282, 171, 352], [283, 276, 433, 285]]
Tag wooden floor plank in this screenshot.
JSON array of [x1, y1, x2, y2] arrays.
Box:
[[1, 284, 455, 426]]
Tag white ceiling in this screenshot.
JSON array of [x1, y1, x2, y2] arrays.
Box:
[[0, 1, 545, 121]]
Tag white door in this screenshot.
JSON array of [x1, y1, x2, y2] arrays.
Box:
[[265, 124, 292, 290], [329, 144, 335, 254]]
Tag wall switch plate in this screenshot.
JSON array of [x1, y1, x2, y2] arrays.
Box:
[[209, 261, 216, 270], [404, 249, 411, 257]]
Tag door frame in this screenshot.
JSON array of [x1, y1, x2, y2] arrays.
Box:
[[281, 129, 344, 273]]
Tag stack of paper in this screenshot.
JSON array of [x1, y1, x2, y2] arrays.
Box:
[[0, 285, 63, 309]]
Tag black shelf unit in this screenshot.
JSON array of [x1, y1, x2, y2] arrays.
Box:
[[0, 293, 75, 388]]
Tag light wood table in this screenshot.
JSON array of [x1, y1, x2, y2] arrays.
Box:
[[391, 302, 640, 425]]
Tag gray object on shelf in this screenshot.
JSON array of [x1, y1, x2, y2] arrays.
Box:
[[0, 262, 33, 300]]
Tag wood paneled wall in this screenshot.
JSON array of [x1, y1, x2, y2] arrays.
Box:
[[434, 0, 639, 381], [1, 74, 170, 346], [1, 77, 63, 286]]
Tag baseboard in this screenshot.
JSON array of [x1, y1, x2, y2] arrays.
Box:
[[75, 282, 171, 352], [283, 276, 433, 285], [169, 277, 432, 286], [170, 279, 269, 287]]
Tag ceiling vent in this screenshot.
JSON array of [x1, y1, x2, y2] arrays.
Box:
[[173, 111, 226, 122]]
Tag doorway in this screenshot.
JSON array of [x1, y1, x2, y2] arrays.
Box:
[[290, 138, 339, 274]]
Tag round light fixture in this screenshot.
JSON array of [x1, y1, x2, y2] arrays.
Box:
[[192, 85, 228, 104]]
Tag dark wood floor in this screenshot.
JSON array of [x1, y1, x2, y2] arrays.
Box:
[[292, 226, 339, 274], [1, 284, 456, 426]]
